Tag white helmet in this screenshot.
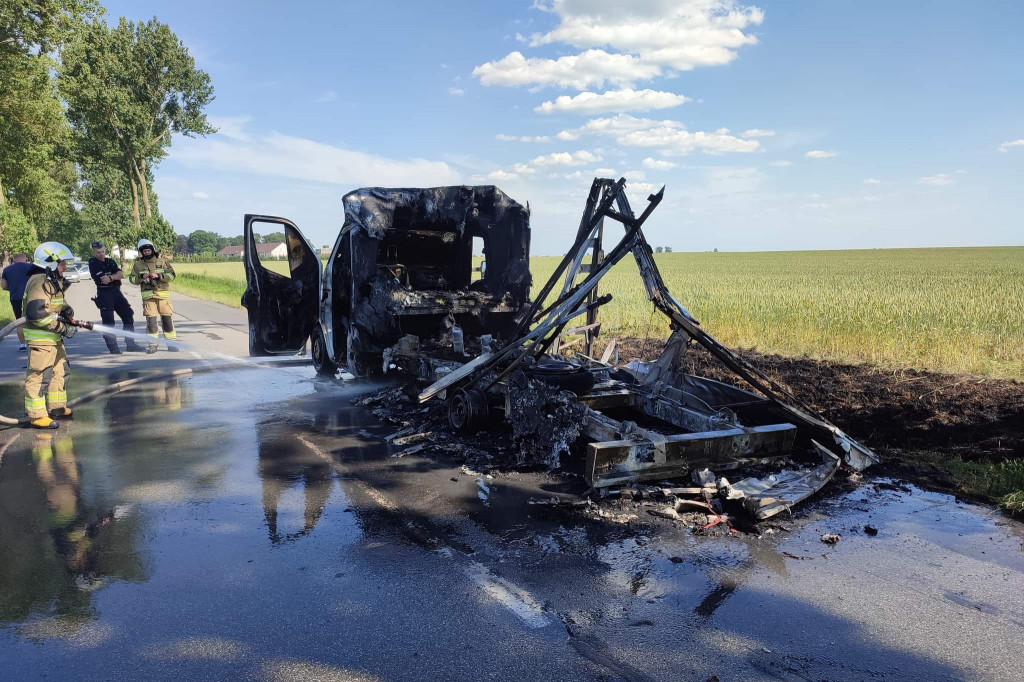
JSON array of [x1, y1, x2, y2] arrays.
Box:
[[137, 238, 156, 256], [33, 242, 75, 271]]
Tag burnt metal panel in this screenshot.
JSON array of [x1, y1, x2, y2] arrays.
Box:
[[585, 423, 797, 488]]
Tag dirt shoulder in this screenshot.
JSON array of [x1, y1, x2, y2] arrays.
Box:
[[616, 338, 1024, 507]]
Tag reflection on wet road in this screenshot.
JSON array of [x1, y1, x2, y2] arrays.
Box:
[[1, 366, 1022, 681]]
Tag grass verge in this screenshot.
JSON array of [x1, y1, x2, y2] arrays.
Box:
[[173, 272, 245, 309], [928, 456, 1024, 514]]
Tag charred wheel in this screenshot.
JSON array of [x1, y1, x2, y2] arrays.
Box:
[[448, 388, 490, 432], [311, 326, 337, 376]]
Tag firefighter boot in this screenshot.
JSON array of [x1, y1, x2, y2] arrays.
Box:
[[161, 315, 178, 352], [30, 416, 60, 429], [146, 316, 160, 353], [48, 407, 73, 419]]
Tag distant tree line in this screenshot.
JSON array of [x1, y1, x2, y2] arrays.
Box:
[[1, 1, 215, 261], [172, 229, 286, 257], [653, 246, 674, 253]]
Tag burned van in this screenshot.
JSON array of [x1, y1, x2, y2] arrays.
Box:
[[242, 185, 532, 376]]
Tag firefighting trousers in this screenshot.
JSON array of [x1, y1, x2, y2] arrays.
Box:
[[96, 287, 136, 350], [25, 343, 69, 419], [143, 296, 176, 347]]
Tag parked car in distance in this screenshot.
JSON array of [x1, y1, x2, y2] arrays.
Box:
[[63, 260, 90, 283]]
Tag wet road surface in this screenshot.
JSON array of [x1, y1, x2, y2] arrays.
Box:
[[1, 361, 1022, 681]]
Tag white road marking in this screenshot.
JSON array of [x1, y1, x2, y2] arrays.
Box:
[[295, 433, 553, 629]]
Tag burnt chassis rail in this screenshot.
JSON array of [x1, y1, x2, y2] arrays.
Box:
[[418, 178, 877, 501]]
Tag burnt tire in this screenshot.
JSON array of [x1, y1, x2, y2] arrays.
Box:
[[524, 360, 595, 395], [448, 388, 490, 432], [311, 326, 337, 376]]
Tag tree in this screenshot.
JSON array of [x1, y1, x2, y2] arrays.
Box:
[[73, 162, 136, 258], [174, 234, 191, 255], [664, 246, 672, 253], [187, 229, 218, 255], [654, 246, 663, 253], [1, 1, 101, 56], [0, 0, 95, 259], [260, 231, 286, 244], [60, 16, 215, 230], [143, 214, 175, 252]]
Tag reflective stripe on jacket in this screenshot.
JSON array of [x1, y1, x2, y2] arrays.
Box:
[[23, 272, 67, 345], [129, 256, 175, 298]]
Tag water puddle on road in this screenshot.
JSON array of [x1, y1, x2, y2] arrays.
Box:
[[1, 365, 1022, 681]]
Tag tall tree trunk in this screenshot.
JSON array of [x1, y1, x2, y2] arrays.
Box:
[[0, 176, 7, 266], [129, 172, 141, 229], [132, 158, 152, 219]]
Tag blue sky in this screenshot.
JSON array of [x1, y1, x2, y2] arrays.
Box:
[[104, 0, 1023, 254]]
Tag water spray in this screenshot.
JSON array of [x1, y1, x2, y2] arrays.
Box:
[[0, 316, 314, 427]]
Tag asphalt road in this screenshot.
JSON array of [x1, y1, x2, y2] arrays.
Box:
[[0, 282, 1022, 681]]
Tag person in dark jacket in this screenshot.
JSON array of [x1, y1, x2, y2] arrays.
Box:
[[1, 253, 33, 351], [87, 242, 143, 354]]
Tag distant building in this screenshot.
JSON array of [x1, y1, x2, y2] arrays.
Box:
[[217, 245, 245, 258], [216, 242, 288, 259], [319, 246, 332, 256], [257, 242, 287, 259]]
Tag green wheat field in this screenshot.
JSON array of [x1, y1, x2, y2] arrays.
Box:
[[168, 246, 1024, 379]]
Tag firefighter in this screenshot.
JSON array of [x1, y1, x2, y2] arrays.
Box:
[[129, 239, 178, 354], [88, 241, 143, 354], [23, 241, 78, 429]]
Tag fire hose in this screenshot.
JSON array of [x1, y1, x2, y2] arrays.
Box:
[[0, 316, 309, 426]]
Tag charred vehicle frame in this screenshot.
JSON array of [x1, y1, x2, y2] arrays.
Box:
[[243, 178, 877, 519]]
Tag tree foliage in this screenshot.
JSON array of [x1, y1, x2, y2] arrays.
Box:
[[174, 234, 191, 255], [1, 0, 101, 55], [60, 16, 215, 229], [259, 231, 286, 244], [187, 229, 218, 254], [0, 1, 97, 260]]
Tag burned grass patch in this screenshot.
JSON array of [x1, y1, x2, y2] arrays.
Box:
[[615, 338, 1024, 512]]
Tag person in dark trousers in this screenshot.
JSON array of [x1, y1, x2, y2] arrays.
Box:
[[1, 253, 33, 351], [87, 241, 143, 354]]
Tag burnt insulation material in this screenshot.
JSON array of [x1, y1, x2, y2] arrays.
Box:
[[507, 370, 588, 470], [342, 186, 476, 240]]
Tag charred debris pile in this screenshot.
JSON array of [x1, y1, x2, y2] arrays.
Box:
[[349, 178, 878, 528]]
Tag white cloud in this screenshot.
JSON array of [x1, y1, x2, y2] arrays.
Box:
[[998, 139, 1024, 152], [556, 130, 580, 141], [623, 170, 646, 180], [628, 182, 659, 194], [919, 173, 954, 186], [617, 126, 760, 155], [487, 169, 521, 181], [863, 178, 880, 184], [594, 167, 616, 175], [192, 191, 210, 199], [742, 129, 775, 138], [529, 150, 602, 167], [207, 115, 252, 142], [769, 160, 792, 167], [316, 90, 338, 103], [170, 120, 459, 187], [448, 87, 465, 96], [527, 0, 763, 72], [561, 114, 685, 139], [643, 157, 677, 170], [805, 150, 838, 159], [472, 49, 661, 90], [535, 89, 689, 115], [496, 134, 552, 143]]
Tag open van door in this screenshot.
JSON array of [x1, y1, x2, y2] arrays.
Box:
[[241, 215, 322, 356]]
